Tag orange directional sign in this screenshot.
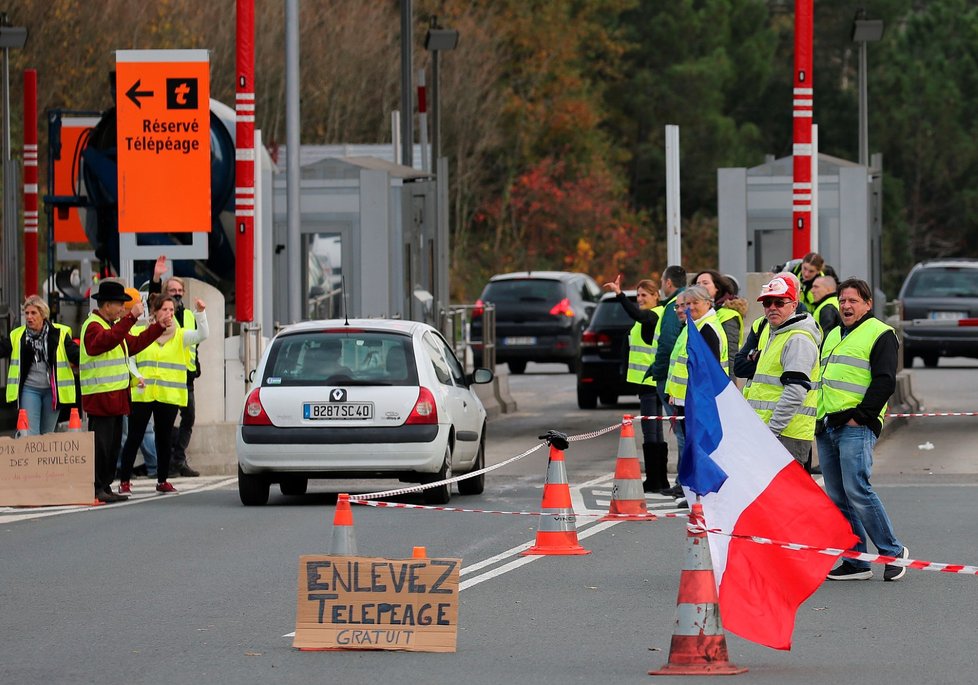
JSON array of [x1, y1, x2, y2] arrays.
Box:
[[115, 49, 211, 233]]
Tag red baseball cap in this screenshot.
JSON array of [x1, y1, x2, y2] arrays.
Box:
[[757, 276, 798, 302]]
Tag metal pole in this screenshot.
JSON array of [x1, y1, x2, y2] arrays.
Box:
[[285, 0, 302, 323], [664, 124, 681, 267], [858, 40, 869, 167], [431, 49, 440, 163], [400, 0, 413, 168]]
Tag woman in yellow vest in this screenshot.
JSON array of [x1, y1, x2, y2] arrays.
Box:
[[603, 274, 669, 491], [693, 270, 747, 377], [116, 294, 209, 494], [0, 295, 79, 435]]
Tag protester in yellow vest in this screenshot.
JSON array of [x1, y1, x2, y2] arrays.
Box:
[[1, 295, 79, 436], [662, 285, 727, 505], [81, 280, 170, 503], [818, 278, 908, 582], [809, 274, 841, 339], [733, 271, 805, 383], [116, 294, 209, 495], [743, 276, 821, 465], [603, 274, 669, 492], [693, 270, 748, 376]]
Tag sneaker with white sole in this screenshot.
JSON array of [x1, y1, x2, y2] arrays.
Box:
[[827, 561, 873, 581], [155, 481, 178, 494], [118, 481, 132, 495], [883, 547, 909, 582]]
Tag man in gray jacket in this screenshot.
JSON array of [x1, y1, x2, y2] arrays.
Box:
[[743, 275, 821, 464]]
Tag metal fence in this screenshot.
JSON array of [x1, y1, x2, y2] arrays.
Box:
[[440, 303, 495, 373]]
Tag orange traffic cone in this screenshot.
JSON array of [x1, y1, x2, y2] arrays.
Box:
[[650, 502, 747, 676], [328, 493, 358, 555], [16, 409, 30, 434], [521, 444, 590, 556], [602, 415, 650, 521], [68, 408, 83, 431]]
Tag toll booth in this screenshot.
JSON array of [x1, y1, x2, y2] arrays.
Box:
[[268, 152, 447, 331], [717, 153, 884, 306]]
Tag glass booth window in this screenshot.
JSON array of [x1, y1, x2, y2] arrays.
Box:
[[305, 233, 343, 319]]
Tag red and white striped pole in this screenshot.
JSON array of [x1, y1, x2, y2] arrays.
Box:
[[417, 68, 429, 173], [792, 0, 814, 259], [23, 68, 38, 297], [235, 0, 256, 322]]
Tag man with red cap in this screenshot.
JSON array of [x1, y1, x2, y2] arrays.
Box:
[[743, 275, 822, 465]]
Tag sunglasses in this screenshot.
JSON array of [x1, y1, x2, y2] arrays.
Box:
[[762, 299, 791, 309]]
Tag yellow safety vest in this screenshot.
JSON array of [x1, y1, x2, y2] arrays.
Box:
[[812, 296, 840, 337], [744, 328, 820, 440], [180, 307, 198, 373], [130, 325, 190, 406], [626, 305, 663, 387], [79, 315, 130, 396], [716, 307, 744, 348], [665, 313, 729, 402], [5, 324, 77, 405], [818, 318, 893, 423]]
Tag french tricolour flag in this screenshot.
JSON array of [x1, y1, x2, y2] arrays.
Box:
[[679, 318, 858, 650]]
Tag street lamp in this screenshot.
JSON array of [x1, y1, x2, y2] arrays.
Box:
[[851, 9, 884, 167], [424, 19, 459, 164]]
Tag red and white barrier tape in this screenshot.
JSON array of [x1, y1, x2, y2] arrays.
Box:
[[351, 498, 690, 520], [631, 411, 978, 422], [689, 523, 978, 577]]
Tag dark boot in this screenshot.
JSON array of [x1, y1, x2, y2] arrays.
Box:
[[652, 442, 671, 491], [643, 443, 670, 492]]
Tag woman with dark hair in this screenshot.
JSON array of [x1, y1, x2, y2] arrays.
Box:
[[693, 270, 748, 377], [116, 293, 208, 495], [0, 295, 79, 435], [603, 274, 670, 492]]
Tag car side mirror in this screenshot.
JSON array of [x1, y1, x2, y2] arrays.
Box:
[[468, 368, 494, 384]]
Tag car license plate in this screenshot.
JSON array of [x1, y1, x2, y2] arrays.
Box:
[[503, 336, 537, 346], [303, 402, 373, 420], [929, 311, 967, 320]]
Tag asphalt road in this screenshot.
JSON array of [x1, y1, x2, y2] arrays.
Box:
[[2, 361, 977, 684]]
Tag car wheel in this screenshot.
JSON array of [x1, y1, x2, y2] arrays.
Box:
[[922, 353, 939, 368], [508, 360, 527, 374], [238, 466, 270, 506], [599, 393, 618, 406], [458, 432, 486, 496], [567, 357, 581, 373], [279, 477, 308, 497], [423, 448, 453, 505], [903, 349, 915, 368], [577, 384, 598, 409]]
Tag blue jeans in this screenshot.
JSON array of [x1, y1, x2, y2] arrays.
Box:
[[18, 384, 59, 436], [817, 424, 903, 569], [656, 385, 685, 458]]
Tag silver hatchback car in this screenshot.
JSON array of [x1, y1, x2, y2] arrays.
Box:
[[236, 319, 493, 505]]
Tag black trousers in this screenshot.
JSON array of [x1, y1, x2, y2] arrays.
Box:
[[119, 401, 180, 483], [89, 414, 123, 495], [170, 387, 195, 466]]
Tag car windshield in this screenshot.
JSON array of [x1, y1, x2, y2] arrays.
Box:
[[906, 267, 978, 298], [262, 330, 418, 386], [589, 299, 636, 327], [482, 280, 564, 303]]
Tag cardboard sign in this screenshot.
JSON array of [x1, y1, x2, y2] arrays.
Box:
[[52, 117, 99, 244], [0, 432, 94, 506], [293, 555, 460, 652], [115, 49, 211, 233]]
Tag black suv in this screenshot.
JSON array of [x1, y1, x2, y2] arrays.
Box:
[[471, 271, 601, 373], [898, 258, 978, 367], [577, 291, 638, 408]]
